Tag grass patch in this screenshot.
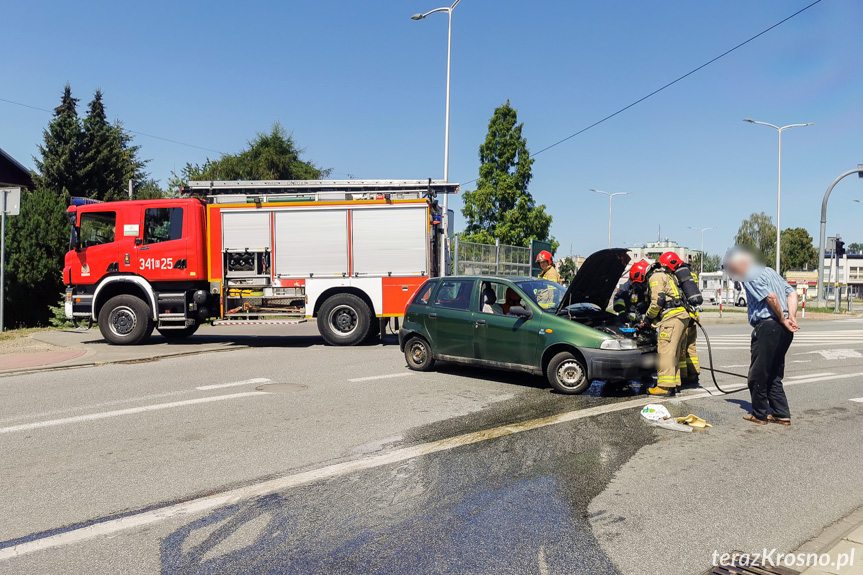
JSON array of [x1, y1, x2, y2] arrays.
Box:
[[0, 327, 48, 342]]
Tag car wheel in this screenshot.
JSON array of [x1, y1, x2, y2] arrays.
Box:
[[405, 336, 435, 371], [317, 293, 372, 346], [737, 298, 745, 307], [98, 294, 154, 346], [547, 351, 590, 394], [157, 323, 199, 341]]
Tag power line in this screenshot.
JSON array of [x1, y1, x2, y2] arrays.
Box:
[[460, 0, 824, 186], [0, 97, 226, 155]]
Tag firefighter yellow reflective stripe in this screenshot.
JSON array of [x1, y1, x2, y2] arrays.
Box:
[[650, 281, 658, 287], [661, 306, 687, 318], [689, 357, 699, 364]]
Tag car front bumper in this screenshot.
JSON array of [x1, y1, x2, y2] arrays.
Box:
[[580, 347, 655, 381]]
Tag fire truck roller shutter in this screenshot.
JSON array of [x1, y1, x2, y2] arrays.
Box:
[[351, 207, 428, 276], [273, 210, 348, 277], [222, 212, 272, 250]]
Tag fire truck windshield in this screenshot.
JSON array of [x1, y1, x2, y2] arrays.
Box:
[[79, 211, 116, 248]]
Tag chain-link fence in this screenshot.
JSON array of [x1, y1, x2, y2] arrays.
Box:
[[453, 237, 538, 276]]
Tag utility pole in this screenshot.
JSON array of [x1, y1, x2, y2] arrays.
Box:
[[589, 189, 629, 248], [412, 0, 462, 275], [688, 226, 715, 277], [744, 119, 814, 271], [0, 188, 22, 332], [817, 165, 863, 304]]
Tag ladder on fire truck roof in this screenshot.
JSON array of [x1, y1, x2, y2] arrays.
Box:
[[182, 179, 459, 203]]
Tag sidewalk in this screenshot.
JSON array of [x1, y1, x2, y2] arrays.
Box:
[[795, 505, 863, 575], [0, 322, 326, 375], [0, 328, 244, 375]]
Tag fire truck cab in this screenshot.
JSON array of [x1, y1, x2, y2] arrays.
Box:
[[64, 180, 455, 346]]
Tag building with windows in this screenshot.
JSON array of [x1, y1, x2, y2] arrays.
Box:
[[0, 146, 33, 189], [626, 239, 699, 265]]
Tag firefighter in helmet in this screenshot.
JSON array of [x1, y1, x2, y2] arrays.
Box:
[[678, 263, 701, 386], [536, 250, 562, 284], [614, 259, 651, 323], [643, 252, 690, 395]]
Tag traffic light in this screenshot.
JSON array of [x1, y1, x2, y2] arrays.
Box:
[[836, 239, 846, 258]]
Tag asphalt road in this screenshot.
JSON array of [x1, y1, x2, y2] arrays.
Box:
[[2, 318, 863, 574]]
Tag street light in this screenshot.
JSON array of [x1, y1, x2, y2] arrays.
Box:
[[744, 118, 814, 271], [412, 0, 462, 276], [688, 226, 715, 277], [589, 189, 629, 248]]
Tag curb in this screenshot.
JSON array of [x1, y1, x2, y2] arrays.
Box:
[[792, 504, 863, 573], [0, 346, 247, 378]]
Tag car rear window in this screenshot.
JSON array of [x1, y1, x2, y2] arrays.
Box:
[[413, 280, 435, 305], [433, 279, 474, 311]]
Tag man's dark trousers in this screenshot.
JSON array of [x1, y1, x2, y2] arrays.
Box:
[[748, 318, 793, 421]]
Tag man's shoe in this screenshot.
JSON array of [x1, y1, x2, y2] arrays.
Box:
[[680, 378, 699, 388], [743, 414, 768, 425], [648, 386, 674, 396], [767, 415, 791, 426]]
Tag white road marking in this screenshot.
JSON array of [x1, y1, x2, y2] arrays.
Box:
[[347, 372, 416, 383], [0, 392, 268, 435], [785, 372, 836, 380], [538, 546, 549, 575], [196, 378, 271, 391], [720, 364, 750, 369], [0, 389, 191, 424], [4, 366, 862, 560], [850, 397, 863, 403], [690, 371, 863, 399], [0, 395, 659, 560], [816, 349, 863, 360]]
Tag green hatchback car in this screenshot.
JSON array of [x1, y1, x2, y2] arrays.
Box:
[[398, 248, 655, 394]]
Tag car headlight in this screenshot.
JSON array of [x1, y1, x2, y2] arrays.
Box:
[[600, 339, 637, 350]]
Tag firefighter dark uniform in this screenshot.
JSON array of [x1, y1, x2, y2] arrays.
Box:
[[679, 269, 701, 384], [613, 280, 649, 323], [645, 270, 689, 394]]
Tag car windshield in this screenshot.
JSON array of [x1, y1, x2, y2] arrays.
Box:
[[513, 279, 566, 310]]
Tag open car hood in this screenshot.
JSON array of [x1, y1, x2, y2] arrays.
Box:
[[558, 248, 631, 312]]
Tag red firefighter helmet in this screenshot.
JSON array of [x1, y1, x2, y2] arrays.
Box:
[[629, 260, 650, 283], [659, 251, 683, 271], [536, 250, 553, 264]]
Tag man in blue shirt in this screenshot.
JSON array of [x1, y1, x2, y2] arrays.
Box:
[[724, 248, 799, 426]]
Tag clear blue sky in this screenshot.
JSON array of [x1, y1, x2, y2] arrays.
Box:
[[2, 0, 862, 258]]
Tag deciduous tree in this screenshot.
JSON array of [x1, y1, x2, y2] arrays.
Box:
[[780, 227, 817, 273], [734, 212, 776, 267]]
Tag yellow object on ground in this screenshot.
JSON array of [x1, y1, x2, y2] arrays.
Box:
[[676, 414, 712, 428]]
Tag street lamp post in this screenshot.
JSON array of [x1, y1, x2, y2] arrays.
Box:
[[688, 226, 715, 277], [589, 189, 629, 248], [744, 119, 814, 271], [412, 0, 462, 275]]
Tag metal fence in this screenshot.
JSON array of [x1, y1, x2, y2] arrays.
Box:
[[453, 237, 550, 277]]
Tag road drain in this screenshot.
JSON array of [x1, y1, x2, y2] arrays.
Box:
[[256, 383, 307, 394], [703, 557, 800, 575]]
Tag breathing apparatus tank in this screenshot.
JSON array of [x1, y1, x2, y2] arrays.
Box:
[[674, 265, 703, 307]]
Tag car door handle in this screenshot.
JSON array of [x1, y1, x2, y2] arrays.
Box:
[[428, 313, 437, 318], [475, 319, 486, 325]]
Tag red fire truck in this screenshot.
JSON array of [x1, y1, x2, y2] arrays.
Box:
[[64, 180, 456, 345]]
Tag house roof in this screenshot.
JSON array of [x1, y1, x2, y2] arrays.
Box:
[[0, 147, 34, 189]]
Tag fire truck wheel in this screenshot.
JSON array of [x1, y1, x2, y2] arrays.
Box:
[[98, 295, 154, 346], [404, 336, 435, 371], [317, 294, 372, 346], [157, 324, 199, 341]]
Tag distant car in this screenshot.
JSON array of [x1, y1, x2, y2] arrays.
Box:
[[399, 248, 655, 394]]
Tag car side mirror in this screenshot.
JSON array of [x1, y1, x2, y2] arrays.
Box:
[[509, 305, 532, 319]]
